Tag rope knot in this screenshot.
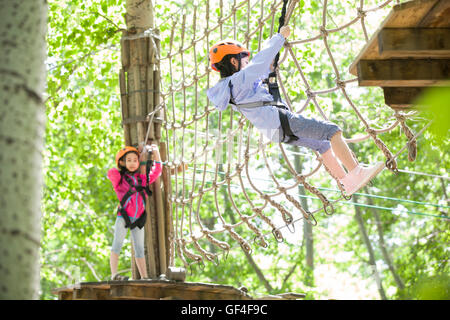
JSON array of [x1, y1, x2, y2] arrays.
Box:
[[319, 26, 328, 38], [365, 127, 377, 136], [357, 8, 367, 18], [336, 79, 346, 89], [305, 89, 315, 99], [394, 113, 406, 122], [283, 41, 292, 49], [296, 175, 306, 184]]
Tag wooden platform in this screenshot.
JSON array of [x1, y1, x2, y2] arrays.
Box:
[[52, 280, 306, 300], [349, 0, 450, 109]]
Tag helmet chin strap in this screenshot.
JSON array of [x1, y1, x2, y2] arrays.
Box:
[[233, 53, 243, 72]]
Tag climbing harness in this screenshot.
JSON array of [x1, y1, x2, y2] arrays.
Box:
[[116, 148, 154, 230], [228, 81, 298, 144]]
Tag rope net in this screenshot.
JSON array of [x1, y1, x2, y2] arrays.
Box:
[[150, 0, 418, 269]]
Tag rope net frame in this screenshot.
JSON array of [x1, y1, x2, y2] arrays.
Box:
[[149, 0, 420, 269]]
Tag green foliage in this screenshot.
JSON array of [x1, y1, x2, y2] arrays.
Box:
[[416, 87, 450, 144]]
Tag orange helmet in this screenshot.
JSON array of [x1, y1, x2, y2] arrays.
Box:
[[115, 146, 140, 168], [209, 40, 250, 71]]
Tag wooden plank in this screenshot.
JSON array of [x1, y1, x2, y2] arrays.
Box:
[[378, 28, 450, 58], [349, 0, 439, 75], [159, 142, 174, 269], [120, 38, 129, 70], [383, 87, 425, 109], [357, 59, 450, 86], [55, 281, 254, 300], [418, 0, 450, 27], [155, 157, 167, 275], [110, 282, 250, 300], [384, 0, 439, 28], [119, 69, 132, 146], [73, 287, 111, 300], [58, 291, 74, 300]]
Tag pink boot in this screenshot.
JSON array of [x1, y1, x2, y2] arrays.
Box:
[[340, 162, 385, 196]]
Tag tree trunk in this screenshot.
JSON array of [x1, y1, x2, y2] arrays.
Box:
[[353, 194, 388, 300], [125, 0, 154, 32], [293, 147, 314, 286], [0, 1, 47, 299], [122, 0, 164, 279], [363, 187, 405, 290]]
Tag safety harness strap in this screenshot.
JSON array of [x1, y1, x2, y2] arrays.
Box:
[[228, 81, 298, 143], [117, 173, 151, 229]]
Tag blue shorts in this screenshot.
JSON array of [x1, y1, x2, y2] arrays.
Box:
[[271, 112, 341, 154]]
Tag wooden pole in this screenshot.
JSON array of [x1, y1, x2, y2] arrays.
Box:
[[160, 142, 175, 269], [119, 69, 131, 146], [121, 0, 164, 280]]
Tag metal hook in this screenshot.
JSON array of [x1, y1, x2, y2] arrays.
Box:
[[305, 212, 318, 226], [323, 202, 335, 215], [272, 228, 284, 243], [285, 221, 296, 233]]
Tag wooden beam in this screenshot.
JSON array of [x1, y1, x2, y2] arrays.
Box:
[[378, 28, 450, 58], [357, 59, 450, 86], [108, 281, 252, 300], [349, 0, 439, 75], [418, 0, 450, 28], [383, 87, 425, 109]]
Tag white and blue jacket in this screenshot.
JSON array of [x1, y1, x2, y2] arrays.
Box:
[[207, 33, 286, 141]]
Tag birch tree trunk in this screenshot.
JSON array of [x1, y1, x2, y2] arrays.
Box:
[[363, 187, 405, 290], [125, 0, 154, 32], [0, 0, 47, 299], [353, 194, 388, 300]]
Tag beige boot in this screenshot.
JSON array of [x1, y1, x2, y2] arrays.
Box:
[[340, 162, 385, 196]]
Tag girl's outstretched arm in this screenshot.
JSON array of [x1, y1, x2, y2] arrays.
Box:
[[139, 144, 162, 185], [234, 33, 286, 85]]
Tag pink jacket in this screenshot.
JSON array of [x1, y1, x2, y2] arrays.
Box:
[[107, 162, 162, 219]]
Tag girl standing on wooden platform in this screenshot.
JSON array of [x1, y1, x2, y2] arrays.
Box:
[[107, 144, 162, 280]]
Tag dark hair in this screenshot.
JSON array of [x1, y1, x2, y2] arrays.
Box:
[[215, 52, 248, 78], [118, 151, 139, 183]]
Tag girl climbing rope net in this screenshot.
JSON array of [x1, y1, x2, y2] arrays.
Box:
[[207, 25, 385, 196]]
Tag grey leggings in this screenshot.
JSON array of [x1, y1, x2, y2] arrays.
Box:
[[111, 216, 145, 258]]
